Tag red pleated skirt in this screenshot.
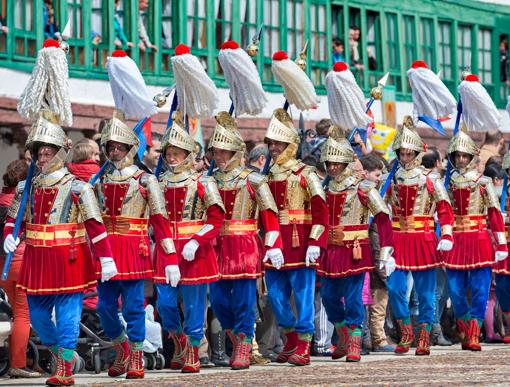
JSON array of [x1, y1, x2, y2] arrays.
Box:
[[318, 243, 373, 278], [393, 231, 441, 270], [442, 231, 494, 270], [216, 234, 263, 279], [153, 237, 220, 284], [19, 242, 96, 295], [95, 234, 153, 280]]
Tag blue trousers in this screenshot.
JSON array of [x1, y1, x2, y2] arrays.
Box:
[[27, 292, 83, 349], [495, 274, 510, 313], [97, 279, 145, 343], [265, 267, 315, 334], [320, 273, 365, 327], [387, 269, 436, 324], [155, 283, 207, 342], [446, 267, 492, 321], [209, 279, 256, 337]]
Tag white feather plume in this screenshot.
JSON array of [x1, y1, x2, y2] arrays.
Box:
[[271, 57, 318, 111], [106, 54, 157, 120], [458, 78, 501, 132], [218, 47, 267, 116], [325, 68, 371, 129], [17, 46, 73, 126], [407, 66, 456, 122], [171, 53, 219, 118]]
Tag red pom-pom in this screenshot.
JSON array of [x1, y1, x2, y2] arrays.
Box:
[[411, 60, 428, 69], [466, 74, 479, 82], [111, 50, 127, 57], [333, 62, 349, 72], [175, 44, 191, 56], [272, 51, 288, 61], [221, 40, 239, 50], [43, 39, 60, 49]]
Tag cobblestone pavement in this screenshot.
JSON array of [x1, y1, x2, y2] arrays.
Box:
[[2, 344, 510, 386]]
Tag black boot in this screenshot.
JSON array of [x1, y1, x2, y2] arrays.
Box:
[[210, 330, 230, 367]]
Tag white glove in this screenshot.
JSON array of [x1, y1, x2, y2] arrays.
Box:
[[182, 239, 200, 262], [99, 257, 118, 282], [263, 248, 284, 270], [379, 247, 396, 277], [437, 239, 453, 252], [496, 251, 508, 262], [165, 265, 181, 287], [3, 234, 20, 254], [305, 246, 321, 267]]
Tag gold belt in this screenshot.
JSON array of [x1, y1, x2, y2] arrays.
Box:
[[328, 225, 369, 246], [103, 216, 148, 236], [220, 219, 258, 236], [25, 223, 86, 247], [278, 209, 312, 225], [454, 215, 487, 232], [392, 216, 434, 232], [169, 220, 204, 240]]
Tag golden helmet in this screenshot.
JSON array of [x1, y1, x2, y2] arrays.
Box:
[[320, 126, 354, 164], [100, 109, 140, 168], [264, 108, 300, 145], [160, 111, 197, 153], [447, 124, 479, 157], [208, 111, 246, 153], [392, 116, 426, 153], [25, 109, 69, 152]]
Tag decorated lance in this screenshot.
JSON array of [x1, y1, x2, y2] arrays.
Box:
[[2, 161, 36, 280], [208, 25, 265, 176], [262, 40, 310, 175], [154, 85, 178, 178], [348, 72, 389, 143]]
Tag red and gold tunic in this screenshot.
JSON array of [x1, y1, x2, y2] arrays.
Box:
[[389, 166, 454, 270], [445, 169, 507, 270], [96, 165, 177, 280], [267, 159, 328, 269], [4, 168, 112, 295], [154, 170, 224, 284], [213, 167, 282, 279], [494, 193, 510, 275], [319, 170, 393, 278]]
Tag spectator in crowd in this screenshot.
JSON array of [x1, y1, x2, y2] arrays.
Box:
[[248, 144, 269, 172], [349, 25, 364, 71], [422, 146, 443, 174], [360, 154, 395, 353], [478, 130, 506, 173], [138, 0, 158, 52], [332, 37, 346, 64], [501, 40, 510, 88], [142, 132, 162, 173], [43, 0, 60, 40], [67, 138, 101, 182], [114, 0, 134, 48], [0, 13, 8, 34], [0, 160, 40, 378], [193, 142, 206, 173]]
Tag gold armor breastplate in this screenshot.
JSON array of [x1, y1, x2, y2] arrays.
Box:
[[160, 170, 205, 221], [449, 170, 493, 216], [214, 167, 258, 220], [392, 167, 437, 217], [327, 176, 369, 226]]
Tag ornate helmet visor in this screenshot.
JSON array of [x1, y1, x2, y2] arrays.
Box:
[[208, 112, 246, 153], [100, 110, 140, 169], [264, 108, 300, 145], [320, 136, 355, 164]]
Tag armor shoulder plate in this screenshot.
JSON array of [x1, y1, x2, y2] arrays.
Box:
[[72, 180, 103, 223], [480, 176, 500, 209], [364, 183, 390, 216], [143, 173, 168, 217], [429, 172, 450, 203], [358, 179, 377, 193], [247, 170, 278, 213], [199, 175, 225, 212], [301, 166, 326, 201]]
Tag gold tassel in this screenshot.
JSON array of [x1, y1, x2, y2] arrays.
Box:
[[292, 223, 300, 248], [68, 229, 77, 261], [352, 238, 362, 260], [139, 237, 149, 258]]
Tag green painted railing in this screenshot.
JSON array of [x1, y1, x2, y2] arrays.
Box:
[[1, 0, 510, 107]]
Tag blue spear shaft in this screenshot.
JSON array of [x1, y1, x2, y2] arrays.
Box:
[[154, 92, 179, 178], [2, 160, 37, 280]]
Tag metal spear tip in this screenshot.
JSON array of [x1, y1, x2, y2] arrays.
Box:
[[295, 40, 309, 71], [378, 72, 390, 87], [59, 19, 71, 53]]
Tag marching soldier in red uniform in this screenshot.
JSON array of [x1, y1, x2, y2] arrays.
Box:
[[3, 39, 117, 386], [318, 130, 394, 362], [209, 112, 283, 370], [94, 50, 179, 379], [444, 127, 507, 350], [154, 112, 224, 373], [387, 117, 454, 356], [264, 108, 329, 366]]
